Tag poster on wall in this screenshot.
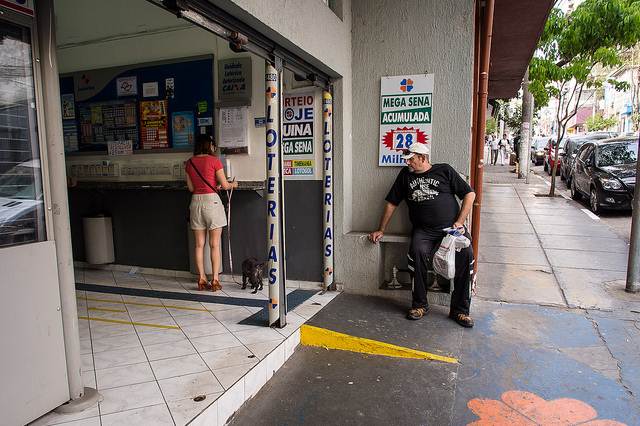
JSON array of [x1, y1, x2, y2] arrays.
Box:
[[171, 111, 195, 148], [142, 82, 159, 98], [107, 140, 133, 156], [116, 76, 138, 97], [283, 92, 315, 180], [63, 121, 78, 152], [218, 107, 248, 154], [378, 74, 433, 166], [217, 58, 252, 105], [61, 94, 75, 120], [139, 100, 168, 149]]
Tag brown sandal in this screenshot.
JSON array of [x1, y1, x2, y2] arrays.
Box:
[[197, 278, 208, 291], [211, 279, 222, 292]]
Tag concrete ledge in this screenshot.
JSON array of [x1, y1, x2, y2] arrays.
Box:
[[347, 231, 410, 243]]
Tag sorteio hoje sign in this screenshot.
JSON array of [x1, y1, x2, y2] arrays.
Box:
[[378, 74, 434, 166]]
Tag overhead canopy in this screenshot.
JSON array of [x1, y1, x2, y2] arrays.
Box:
[[488, 0, 554, 100]]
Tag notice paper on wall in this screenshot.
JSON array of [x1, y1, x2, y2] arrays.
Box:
[[218, 107, 248, 153], [142, 82, 159, 98], [107, 140, 133, 156]]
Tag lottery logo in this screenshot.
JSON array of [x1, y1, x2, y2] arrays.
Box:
[[284, 108, 295, 121]]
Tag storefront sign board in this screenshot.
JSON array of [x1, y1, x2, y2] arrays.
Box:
[[283, 92, 315, 180], [218, 58, 252, 104], [378, 74, 433, 166]]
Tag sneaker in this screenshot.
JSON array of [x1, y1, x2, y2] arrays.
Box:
[[449, 312, 474, 328], [407, 307, 429, 320]]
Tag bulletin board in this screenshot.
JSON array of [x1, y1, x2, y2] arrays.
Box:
[[59, 56, 214, 153]]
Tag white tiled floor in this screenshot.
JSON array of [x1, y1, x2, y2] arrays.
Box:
[[31, 268, 339, 426]]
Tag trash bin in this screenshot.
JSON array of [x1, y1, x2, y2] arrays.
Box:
[[83, 215, 115, 264]]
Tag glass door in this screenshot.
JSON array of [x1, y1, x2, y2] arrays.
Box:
[[0, 18, 46, 246], [0, 11, 69, 426]]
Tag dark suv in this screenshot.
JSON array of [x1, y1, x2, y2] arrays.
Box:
[[561, 132, 618, 184], [570, 136, 638, 213]]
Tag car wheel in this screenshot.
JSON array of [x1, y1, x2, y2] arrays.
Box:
[[590, 187, 600, 215], [570, 179, 581, 200]]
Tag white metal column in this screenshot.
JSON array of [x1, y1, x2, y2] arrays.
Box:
[[322, 90, 334, 290], [265, 61, 286, 327]]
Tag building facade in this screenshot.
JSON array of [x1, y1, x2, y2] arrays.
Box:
[[0, 0, 551, 424]]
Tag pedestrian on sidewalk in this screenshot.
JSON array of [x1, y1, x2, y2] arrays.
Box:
[[490, 135, 499, 165], [368, 143, 476, 327], [498, 133, 509, 166]]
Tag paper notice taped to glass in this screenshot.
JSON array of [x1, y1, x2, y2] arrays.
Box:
[[219, 107, 248, 149]]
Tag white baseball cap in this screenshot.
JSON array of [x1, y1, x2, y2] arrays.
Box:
[[401, 143, 430, 159]]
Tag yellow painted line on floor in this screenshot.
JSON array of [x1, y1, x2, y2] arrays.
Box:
[[300, 324, 458, 364], [78, 296, 208, 312], [87, 307, 127, 313], [78, 316, 180, 330]]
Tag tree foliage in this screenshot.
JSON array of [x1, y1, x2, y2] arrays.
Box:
[[498, 101, 523, 134], [485, 117, 497, 135], [585, 114, 618, 131], [528, 0, 640, 195]]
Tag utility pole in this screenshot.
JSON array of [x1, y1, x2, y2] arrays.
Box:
[[625, 133, 640, 293], [519, 68, 533, 183]]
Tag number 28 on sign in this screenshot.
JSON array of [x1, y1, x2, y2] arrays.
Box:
[[383, 127, 427, 151]]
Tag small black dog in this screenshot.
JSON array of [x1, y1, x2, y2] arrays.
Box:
[[241, 257, 264, 294]]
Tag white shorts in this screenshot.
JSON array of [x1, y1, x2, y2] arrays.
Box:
[[189, 193, 227, 230]]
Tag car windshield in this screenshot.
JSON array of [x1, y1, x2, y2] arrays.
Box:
[[568, 138, 587, 152], [533, 139, 547, 149], [597, 141, 638, 167]]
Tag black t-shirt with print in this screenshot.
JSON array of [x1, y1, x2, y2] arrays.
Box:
[[385, 164, 473, 230]]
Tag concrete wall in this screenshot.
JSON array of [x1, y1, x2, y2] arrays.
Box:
[[335, 0, 475, 295]]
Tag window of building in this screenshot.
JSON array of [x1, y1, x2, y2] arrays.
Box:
[[0, 19, 47, 248]]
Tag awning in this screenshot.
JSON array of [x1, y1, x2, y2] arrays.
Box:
[[488, 0, 554, 100]]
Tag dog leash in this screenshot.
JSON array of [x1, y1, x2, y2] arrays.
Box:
[[225, 185, 244, 287]]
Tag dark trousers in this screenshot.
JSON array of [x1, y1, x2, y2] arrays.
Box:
[[408, 228, 474, 315], [491, 149, 499, 165]]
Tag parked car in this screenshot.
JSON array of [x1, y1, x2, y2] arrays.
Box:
[[544, 137, 566, 175], [530, 137, 549, 166], [570, 136, 637, 213], [561, 132, 618, 184], [0, 159, 44, 247]]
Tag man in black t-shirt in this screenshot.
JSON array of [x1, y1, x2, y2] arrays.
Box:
[[369, 143, 476, 327]]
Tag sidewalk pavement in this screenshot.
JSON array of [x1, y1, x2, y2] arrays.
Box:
[[229, 164, 640, 425]]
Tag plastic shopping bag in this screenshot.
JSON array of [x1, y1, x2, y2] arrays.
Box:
[[432, 228, 471, 280]]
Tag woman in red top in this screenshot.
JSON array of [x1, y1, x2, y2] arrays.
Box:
[[185, 135, 238, 291]]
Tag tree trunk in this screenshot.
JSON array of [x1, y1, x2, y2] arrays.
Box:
[[519, 69, 533, 181]]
